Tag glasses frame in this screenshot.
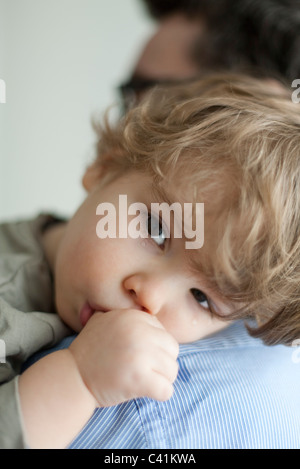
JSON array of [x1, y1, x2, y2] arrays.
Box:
[[118, 76, 180, 113]]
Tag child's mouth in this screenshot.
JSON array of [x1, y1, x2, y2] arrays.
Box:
[[80, 302, 109, 327], [80, 302, 95, 327]]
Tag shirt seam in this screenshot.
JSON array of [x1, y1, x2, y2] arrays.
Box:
[[133, 399, 150, 449], [178, 342, 266, 356]]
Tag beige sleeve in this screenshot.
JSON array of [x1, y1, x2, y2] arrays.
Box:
[[0, 296, 71, 448], [0, 377, 27, 448]]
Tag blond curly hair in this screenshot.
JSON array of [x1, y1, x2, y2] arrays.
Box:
[[92, 73, 300, 346]]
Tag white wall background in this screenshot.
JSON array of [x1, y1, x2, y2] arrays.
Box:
[[0, 0, 155, 221]]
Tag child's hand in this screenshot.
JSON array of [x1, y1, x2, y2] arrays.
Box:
[[69, 309, 179, 407]]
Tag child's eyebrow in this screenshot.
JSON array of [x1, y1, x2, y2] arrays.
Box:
[[149, 181, 205, 246], [149, 183, 193, 238], [149, 183, 176, 206]]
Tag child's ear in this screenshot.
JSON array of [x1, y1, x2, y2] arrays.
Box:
[[82, 162, 103, 192]]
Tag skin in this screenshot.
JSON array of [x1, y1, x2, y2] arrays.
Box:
[[133, 13, 202, 82], [53, 169, 230, 343]]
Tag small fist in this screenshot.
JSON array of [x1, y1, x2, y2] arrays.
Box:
[[69, 309, 179, 407]]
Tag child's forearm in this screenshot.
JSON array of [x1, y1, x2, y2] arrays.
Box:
[[19, 309, 179, 448], [19, 349, 96, 449]]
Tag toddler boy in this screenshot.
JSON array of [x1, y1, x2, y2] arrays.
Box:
[[1, 73, 300, 448]]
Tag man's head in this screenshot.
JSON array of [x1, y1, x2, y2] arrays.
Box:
[[120, 0, 300, 109], [141, 0, 300, 80], [86, 73, 300, 346]]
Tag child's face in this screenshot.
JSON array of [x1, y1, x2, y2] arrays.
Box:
[[54, 171, 231, 343]]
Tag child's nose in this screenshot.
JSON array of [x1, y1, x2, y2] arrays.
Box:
[[123, 273, 170, 316]]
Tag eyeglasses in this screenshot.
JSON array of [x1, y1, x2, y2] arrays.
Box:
[[118, 75, 201, 114], [118, 76, 176, 113]]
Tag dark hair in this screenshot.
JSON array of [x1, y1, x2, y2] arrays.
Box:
[[141, 0, 300, 82]]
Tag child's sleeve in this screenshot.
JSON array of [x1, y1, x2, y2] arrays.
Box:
[[0, 296, 71, 448], [0, 378, 26, 448], [0, 298, 28, 448]]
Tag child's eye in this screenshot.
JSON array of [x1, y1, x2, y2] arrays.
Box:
[[190, 288, 210, 311], [147, 214, 167, 248]]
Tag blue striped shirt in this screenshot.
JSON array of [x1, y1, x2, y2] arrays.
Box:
[[26, 320, 300, 449]]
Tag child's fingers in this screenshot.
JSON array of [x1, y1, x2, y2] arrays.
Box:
[[133, 350, 179, 400], [120, 309, 179, 358], [152, 351, 179, 384], [149, 324, 180, 359], [144, 373, 175, 402]]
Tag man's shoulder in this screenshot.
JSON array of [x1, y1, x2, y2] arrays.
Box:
[[179, 320, 298, 390], [67, 323, 300, 449]]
